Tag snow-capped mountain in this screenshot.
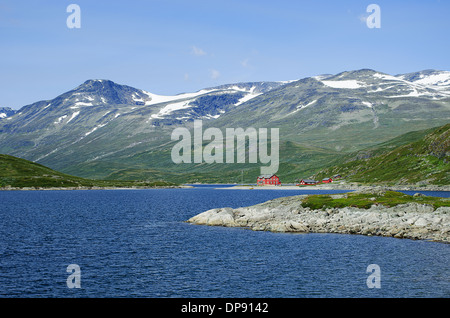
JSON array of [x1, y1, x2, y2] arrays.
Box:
[[1, 79, 284, 132], [0, 69, 449, 179], [397, 69, 450, 86], [209, 69, 450, 128], [0, 107, 16, 119], [396, 69, 450, 94], [145, 82, 281, 122], [0, 79, 285, 165], [316, 69, 450, 99]]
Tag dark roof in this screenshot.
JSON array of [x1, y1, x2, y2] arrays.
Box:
[[301, 179, 317, 183], [258, 174, 277, 179]]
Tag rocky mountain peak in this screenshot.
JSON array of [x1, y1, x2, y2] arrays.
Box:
[[0, 107, 16, 119]]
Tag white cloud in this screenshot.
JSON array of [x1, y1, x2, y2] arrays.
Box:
[[210, 69, 220, 80], [191, 45, 206, 56], [241, 58, 250, 68], [184, 73, 189, 81]]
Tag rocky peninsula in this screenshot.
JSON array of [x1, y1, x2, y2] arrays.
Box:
[[187, 189, 450, 243]]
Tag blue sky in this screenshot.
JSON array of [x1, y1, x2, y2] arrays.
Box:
[[1, 0, 449, 109]]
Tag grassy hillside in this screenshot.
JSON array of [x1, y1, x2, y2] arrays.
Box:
[[0, 154, 176, 188], [60, 125, 445, 185], [301, 191, 450, 210], [63, 140, 344, 184], [313, 123, 450, 185]]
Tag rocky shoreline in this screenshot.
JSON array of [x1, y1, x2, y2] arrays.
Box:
[[0, 185, 193, 191], [187, 190, 450, 243], [224, 183, 450, 192]]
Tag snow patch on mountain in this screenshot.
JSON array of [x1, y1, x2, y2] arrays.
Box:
[[67, 111, 80, 123], [371, 71, 450, 98], [74, 102, 93, 107], [414, 73, 450, 87], [321, 80, 365, 89], [235, 92, 262, 106], [151, 101, 192, 119], [144, 89, 213, 106], [0, 107, 17, 119], [202, 114, 221, 119], [54, 115, 68, 124], [85, 123, 107, 136], [372, 73, 401, 82], [288, 99, 317, 116], [398, 71, 450, 87]]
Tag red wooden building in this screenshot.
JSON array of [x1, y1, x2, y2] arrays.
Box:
[[257, 174, 281, 186], [322, 178, 333, 183]]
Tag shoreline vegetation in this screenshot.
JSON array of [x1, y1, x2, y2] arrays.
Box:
[[2, 182, 449, 191], [187, 188, 450, 243], [220, 183, 450, 192], [0, 185, 193, 191]]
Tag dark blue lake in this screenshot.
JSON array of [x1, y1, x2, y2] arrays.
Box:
[[0, 187, 449, 298]]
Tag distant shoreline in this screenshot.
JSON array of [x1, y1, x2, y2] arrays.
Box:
[[1, 183, 448, 192], [219, 184, 450, 192], [0, 185, 194, 191]]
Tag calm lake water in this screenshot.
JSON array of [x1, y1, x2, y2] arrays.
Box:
[[0, 186, 449, 298]]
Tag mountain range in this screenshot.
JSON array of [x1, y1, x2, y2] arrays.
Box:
[[1, 68, 449, 184]]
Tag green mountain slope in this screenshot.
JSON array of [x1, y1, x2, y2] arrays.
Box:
[[58, 139, 344, 184], [0, 154, 176, 188], [61, 123, 448, 185], [313, 123, 450, 185]]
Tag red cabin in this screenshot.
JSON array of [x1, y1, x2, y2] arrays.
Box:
[[322, 178, 333, 183], [257, 174, 281, 186]]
